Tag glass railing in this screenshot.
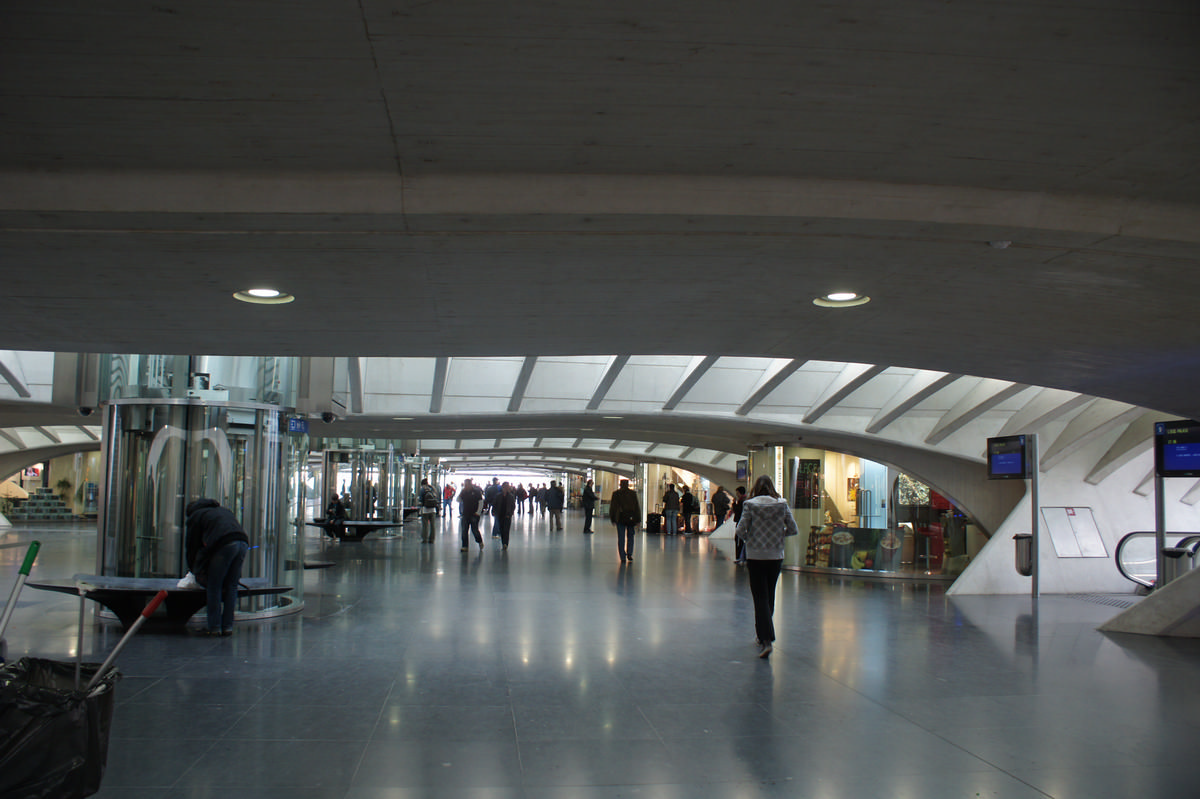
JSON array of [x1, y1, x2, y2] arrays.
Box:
[[1115, 532, 1200, 588]]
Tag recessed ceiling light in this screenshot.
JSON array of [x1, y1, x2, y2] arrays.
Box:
[[603, 416, 623, 420], [392, 417, 413, 421], [813, 292, 870, 308], [233, 288, 295, 304]]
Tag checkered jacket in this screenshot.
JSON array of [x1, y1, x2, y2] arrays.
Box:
[[735, 495, 800, 560]]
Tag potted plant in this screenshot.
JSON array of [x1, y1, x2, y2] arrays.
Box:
[[55, 477, 73, 502]]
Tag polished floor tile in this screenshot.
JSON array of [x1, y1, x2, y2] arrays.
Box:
[[3, 516, 1200, 798]]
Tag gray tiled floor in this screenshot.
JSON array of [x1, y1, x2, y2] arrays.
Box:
[[3, 514, 1199, 798]]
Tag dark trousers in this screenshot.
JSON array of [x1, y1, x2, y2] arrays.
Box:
[[746, 558, 783, 644], [681, 513, 694, 533], [498, 515, 512, 547], [583, 505, 594, 533], [616, 522, 636, 560], [204, 540, 248, 632], [460, 514, 482, 547]]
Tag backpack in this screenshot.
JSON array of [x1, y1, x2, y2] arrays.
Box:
[[422, 488, 438, 509]]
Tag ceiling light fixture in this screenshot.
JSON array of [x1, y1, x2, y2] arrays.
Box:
[[813, 292, 870, 308], [233, 287, 295, 305]]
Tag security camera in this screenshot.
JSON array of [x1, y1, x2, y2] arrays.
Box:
[[78, 406, 94, 417], [320, 411, 336, 424]]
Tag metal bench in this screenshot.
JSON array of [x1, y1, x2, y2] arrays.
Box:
[[26, 574, 293, 630]]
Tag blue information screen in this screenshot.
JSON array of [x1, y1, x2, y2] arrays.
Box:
[[1156, 420, 1200, 477], [987, 435, 1028, 480]]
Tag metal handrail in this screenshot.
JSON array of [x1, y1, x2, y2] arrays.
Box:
[[1114, 531, 1200, 588]]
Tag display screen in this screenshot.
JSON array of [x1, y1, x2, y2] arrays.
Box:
[[987, 435, 1028, 480], [1155, 420, 1200, 478]]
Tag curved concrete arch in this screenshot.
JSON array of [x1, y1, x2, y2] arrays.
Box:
[[0, 442, 101, 487]]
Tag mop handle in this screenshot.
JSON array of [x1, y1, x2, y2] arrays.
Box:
[[0, 540, 41, 641], [85, 589, 167, 693]]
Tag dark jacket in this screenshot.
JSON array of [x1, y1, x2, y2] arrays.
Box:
[[185, 498, 249, 580], [582, 484, 597, 509], [497, 489, 518, 518], [662, 489, 680, 511], [681, 490, 699, 514], [712, 490, 731, 517], [609, 486, 641, 526], [546, 485, 565, 510], [459, 483, 484, 517]]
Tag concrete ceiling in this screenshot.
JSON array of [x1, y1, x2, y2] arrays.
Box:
[[2, 0, 1199, 439]]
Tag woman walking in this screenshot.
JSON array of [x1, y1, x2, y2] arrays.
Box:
[[735, 475, 799, 658]]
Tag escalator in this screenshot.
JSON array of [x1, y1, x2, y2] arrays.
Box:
[[1114, 531, 1200, 589]]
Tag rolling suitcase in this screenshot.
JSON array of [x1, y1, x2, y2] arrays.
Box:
[[646, 513, 662, 534]]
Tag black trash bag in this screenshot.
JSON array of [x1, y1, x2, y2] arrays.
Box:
[[0, 657, 120, 799]]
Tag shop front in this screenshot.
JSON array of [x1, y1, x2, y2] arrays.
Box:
[[744, 446, 983, 582]]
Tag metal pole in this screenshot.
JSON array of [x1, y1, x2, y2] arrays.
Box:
[[1029, 435, 1040, 599], [1155, 473, 1166, 589], [85, 589, 167, 693], [0, 541, 40, 642]]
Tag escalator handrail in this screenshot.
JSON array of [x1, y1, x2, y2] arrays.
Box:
[[1114, 531, 1200, 588]]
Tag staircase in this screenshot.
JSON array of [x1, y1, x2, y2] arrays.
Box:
[[6, 487, 76, 522]]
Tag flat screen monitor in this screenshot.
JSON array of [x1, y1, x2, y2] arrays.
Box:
[[987, 435, 1029, 480], [1155, 420, 1200, 478]]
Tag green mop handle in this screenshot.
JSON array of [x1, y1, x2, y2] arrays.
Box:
[[0, 540, 41, 642]]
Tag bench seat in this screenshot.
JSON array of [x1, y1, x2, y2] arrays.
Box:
[[26, 574, 293, 630]]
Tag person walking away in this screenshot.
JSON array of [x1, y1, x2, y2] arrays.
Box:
[[516, 483, 528, 514], [536, 484, 547, 516], [609, 479, 641, 563], [735, 475, 799, 658], [662, 484, 680, 535], [485, 478, 502, 537], [710, 486, 732, 532], [496, 482, 517, 549], [547, 480, 565, 531], [731, 486, 748, 563], [185, 498, 251, 637], [442, 483, 456, 516], [418, 479, 439, 543], [458, 479, 485, 551], [680, 486, 698, 534], [581, 479, 597, 534]]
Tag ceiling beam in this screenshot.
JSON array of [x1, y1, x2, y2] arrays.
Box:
[[804, 364, 887, 424], [33, 426, 60, 444], [508, 356, 538, 413], [586, 355, 629, 411], [925, 380, 1032, 446], [866, 372, 960, 434], [429, 357, 448, 414], [347, 357, 364, 414], [0, 358, 32, 398], [736, 359, 805, 416], [663, 355, 719, 411]]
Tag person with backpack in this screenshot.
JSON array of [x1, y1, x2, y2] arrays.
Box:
[[418, 478, 439, 543], [458, 478, 485, 551], [609, 479, 641, 563], [680, 486, 699, 534]]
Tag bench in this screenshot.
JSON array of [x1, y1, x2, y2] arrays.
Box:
[[25, 574, 293, 630], [308, 518, 404, 542]]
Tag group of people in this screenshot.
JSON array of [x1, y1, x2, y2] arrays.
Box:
[[606, 475, 798, 657], [186, 471, 796, 659], [444, 477, 571, 551]]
